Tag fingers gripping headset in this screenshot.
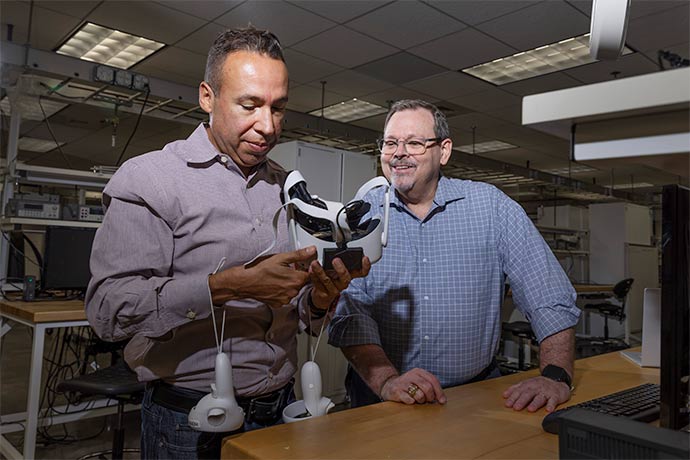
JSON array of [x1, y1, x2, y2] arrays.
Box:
[[189, 171, 390, 432]]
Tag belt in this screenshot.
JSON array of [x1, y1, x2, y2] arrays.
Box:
[[467, 358, 499, 384], [150, 379, 294, 426]]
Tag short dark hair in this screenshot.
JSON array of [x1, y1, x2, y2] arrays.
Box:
[[384, 99, 450, 140], [204, 26, 285, 93]]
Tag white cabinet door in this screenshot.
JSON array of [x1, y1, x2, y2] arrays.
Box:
[[297, 145, 342, 202], [341, 152, 378, 202]]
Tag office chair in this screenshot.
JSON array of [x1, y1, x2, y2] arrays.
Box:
[[502, 321, 536, 371], [57, 359, 145, 460], [584, 278, 634, 341]]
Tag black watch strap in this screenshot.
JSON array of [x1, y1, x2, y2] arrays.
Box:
[[541, 364, 573, 389]]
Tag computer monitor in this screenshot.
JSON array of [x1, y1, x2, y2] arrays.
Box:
[[41, 226, 96, 291], [558, 408, 689, 459], [660, 184, 689, 431]]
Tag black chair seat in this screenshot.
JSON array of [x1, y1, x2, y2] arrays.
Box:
[[58, 360, 144, 460], [58, 360, 145, 398]]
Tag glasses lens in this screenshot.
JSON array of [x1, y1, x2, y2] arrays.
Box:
[[405, 139, 427, 155], [378, 139, 397, 154]]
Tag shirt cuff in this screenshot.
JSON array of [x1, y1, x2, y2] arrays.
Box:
[[154, 274, 215, 336], [529, 300, 581, 343], [328, 313, 382, 348]]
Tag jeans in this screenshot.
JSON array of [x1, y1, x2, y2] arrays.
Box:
[[140, 387, 290, 459]]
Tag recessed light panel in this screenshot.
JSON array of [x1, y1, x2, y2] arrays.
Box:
[[462, 34, 633, 85], [56, 22, 165, 69], [543, 165, 597, 175], [309, 98, 388, 123], [454, 140, 516, 154]]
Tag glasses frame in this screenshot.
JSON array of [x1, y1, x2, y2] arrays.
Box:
[[377, 137, 443, 156]]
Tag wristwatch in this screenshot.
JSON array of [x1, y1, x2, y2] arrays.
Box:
[[541, 364, 573, 390]]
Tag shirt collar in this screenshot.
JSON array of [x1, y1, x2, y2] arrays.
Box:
[[392, 175, 466, 209], [182, 123, 287, 188]]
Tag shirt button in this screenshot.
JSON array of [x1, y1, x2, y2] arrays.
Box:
[[423, 295, 429, 300], [422, 258, 427, 263], [268, 371, 274, 379], [186, 309, 196, 320], [220, 155, 228, 164], [424, 335, 430, 340]]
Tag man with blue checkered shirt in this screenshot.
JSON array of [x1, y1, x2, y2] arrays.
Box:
[[328, 99, 580, 414]]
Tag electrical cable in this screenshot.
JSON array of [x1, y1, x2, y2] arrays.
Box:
[[0, 231, 42, 268], [34, 95, 73, 169], [115, 86, 151, 166]]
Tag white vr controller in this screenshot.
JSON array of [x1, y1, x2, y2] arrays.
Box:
[[283, 170, 390, 269], [188, 352, 245, 432]]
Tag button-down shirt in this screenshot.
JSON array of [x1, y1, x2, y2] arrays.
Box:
[[328, 176, 580, 388], [86, 124, 321, 395]]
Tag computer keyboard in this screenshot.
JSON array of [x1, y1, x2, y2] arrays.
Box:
[[541, 382, 660, 434]]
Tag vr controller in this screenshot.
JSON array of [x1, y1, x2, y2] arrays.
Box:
[[282, 171, 390, 270]]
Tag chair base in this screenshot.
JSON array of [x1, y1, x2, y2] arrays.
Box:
[[78, 447, 140, 460]]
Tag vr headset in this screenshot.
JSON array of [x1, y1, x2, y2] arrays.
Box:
[[282, 170, 390, 270]]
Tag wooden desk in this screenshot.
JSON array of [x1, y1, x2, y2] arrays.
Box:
[[0, 298, 87, 323], [571, 284, 614, 294], [222, 350, 657, 459], [0, 299, 93, 460]]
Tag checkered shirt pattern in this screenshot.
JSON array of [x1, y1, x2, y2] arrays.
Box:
[[328, 176, 580, 388]]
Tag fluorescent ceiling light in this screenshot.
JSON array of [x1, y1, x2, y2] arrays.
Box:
[[0, 96, 68, 121], [308, 98, 387, 123], [18, 137, 65, 153], [612, 182, 655, 189], [56, 22, 165, 69], [462, 34, 633, 85], [543, 165, 597, 175], [454, 140, 516, 154]]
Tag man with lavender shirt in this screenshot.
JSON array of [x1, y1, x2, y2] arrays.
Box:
[[85, 27, 368, 459]]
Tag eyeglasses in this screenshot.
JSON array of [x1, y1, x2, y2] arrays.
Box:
[[377, 137, 442, 156]]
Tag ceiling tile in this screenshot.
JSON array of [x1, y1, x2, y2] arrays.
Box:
[[215, 0, 335, 46], [133, 47, 207, 86], [355, 52, 446, 85], [293, 26, 398, 68], [34, 1, 101, 19], [286, 84, 345, 112], [501, 72, 582, 96], [346, 1, 466, 49], [283, 49, 343, 84], [563, 53, 658, 85], [426, 0, 539, 26], [350, 113, 387, 131], [310, 70, 393, 98], [408, 28, 516, 70], [446, 112, 525, 139], [175, 23, 227, 54], [626, 3, 690, 53], [449, 87, 521, 112], [475, 1, 590, 51], [2, 2, 82, 50], [642, 42, 690, 70], [402, 71, 494, 99], [287, 0, 390, 24], [87, 1, 206, 44], [155, 0, 243, 21], [359, 86, 439, 108], [486, 104, 522, 124]]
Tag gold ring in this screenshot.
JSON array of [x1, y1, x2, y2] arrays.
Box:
[[407, 383, 419, 397]]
